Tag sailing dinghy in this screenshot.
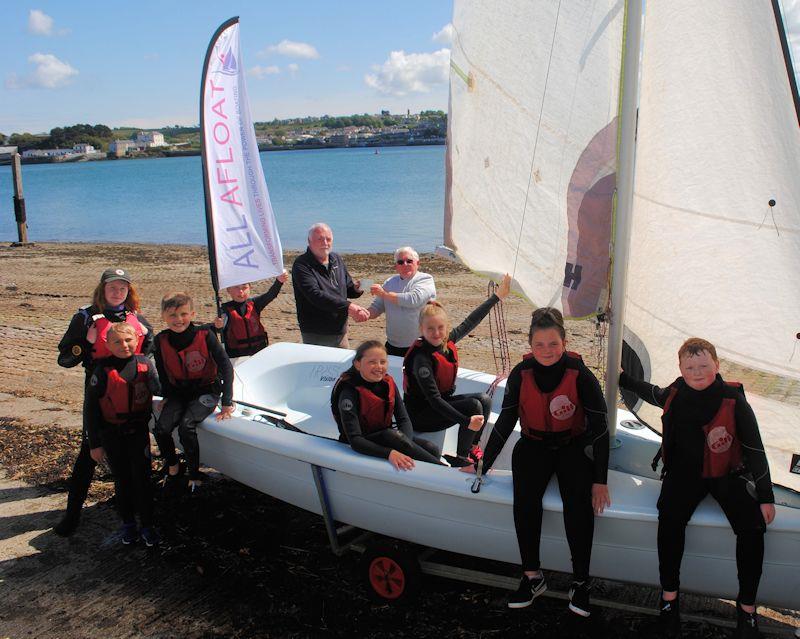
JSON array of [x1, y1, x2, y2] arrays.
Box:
[[184, 3, 800, 611]]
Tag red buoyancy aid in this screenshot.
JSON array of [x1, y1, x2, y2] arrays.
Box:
[[402, 339, 459, 396], [225, 300, 267, 356], [99, 360, 152, 425], [332, 373, 396, 436], [661, 380, 744, 478], [90, 313, 146, 360], [517, 352, 586, 440], [158, 330, 218, 387]]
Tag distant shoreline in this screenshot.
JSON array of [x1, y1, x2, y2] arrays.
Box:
[[1, 141, 445, 166]]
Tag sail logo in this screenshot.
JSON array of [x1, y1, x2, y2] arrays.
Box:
[[790, 454, 800, 475], [550, 395, 576, 420], [215, 47, 238, 76], [706, 426, 733, 454], [184, 352, 207, 374]]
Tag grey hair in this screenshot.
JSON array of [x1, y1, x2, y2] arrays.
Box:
[[393, 246, 419, 261], [307, 222, 332, 242]]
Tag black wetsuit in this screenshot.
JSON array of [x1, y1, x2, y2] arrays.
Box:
[[152, 324, 233, 479], [334, 373, 442, 465], [218, 280, 283, 358], [482, 353, 609, 581], [85, 355, 160, 527], [57, 306, 154, 523], [403, 296, 499, 457], [620, 373, 772, 605]]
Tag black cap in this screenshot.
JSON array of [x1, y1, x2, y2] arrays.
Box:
[[100, 268, 132, 284]]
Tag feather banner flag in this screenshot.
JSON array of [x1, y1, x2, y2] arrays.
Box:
[[200, 17, 283, 292]]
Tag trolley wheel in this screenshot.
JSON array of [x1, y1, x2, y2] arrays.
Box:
[[360, 540, 420, 603]]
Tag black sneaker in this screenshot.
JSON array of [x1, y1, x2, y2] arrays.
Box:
[[659, 595, 680, 636], [53, 511, 80, 537], [568, 580, 591, 617], [120, 522, 139, 545], [508, 573, 547, 609], [735, 602, 760, 639], [443, 454, 472, 468], [139, 526, 161, 548]]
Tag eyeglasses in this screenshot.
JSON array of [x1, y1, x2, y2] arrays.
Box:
[[396, 259, 415, 265]]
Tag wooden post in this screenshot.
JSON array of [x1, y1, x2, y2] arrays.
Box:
[[11, 153, 31, 245]]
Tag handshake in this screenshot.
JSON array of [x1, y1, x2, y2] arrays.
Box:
[[348, 303, 370, 323]]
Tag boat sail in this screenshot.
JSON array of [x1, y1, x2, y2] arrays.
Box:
[[446, 0, 800, 493]]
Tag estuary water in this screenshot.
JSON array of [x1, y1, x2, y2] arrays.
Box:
[[0, 145, 445, 253]]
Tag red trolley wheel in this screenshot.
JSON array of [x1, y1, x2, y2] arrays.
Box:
[[361, 540, 420, 603]]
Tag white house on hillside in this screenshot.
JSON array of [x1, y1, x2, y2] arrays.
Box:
[[136, 131, 166, 147]]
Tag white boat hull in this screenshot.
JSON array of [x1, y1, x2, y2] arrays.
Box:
[[169, 343, 800, 610]]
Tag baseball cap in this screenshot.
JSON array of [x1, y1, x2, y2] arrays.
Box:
[[101, 267, 132, 284]]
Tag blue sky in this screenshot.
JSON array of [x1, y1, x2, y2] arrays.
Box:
[[2, 1, 799, 136], [0, 1, 454, 134]]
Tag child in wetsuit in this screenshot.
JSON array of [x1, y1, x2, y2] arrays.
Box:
[[620, 337, 775, 638], [213, 272, 288, 363], [402, 274, 511, 467], [153, 292, 234, 490], [85, 322, 161, 545], [466, 307, 610, 618], [332, 340, 443, 470], [54, 267, 154, 537]]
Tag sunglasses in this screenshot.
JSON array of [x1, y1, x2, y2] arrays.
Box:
[[396, 259, 415, 265]]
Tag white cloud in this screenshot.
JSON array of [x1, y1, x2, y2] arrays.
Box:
[[287, 63, 299, 74], [433, 23, 454, 44], [6, 53, 78, 89], [249, 65, 280, 79], [28, 9, 54, 36], [144, 53, 160, 61], [266, 40, 319, 59], [364, 49, 450, 96]]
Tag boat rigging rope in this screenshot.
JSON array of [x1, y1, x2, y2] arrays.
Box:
[[487, 279, 512, 397], [510, 0, 564, 284]]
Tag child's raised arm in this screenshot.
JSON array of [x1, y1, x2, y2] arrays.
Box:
[[618, 371, 671, 408]]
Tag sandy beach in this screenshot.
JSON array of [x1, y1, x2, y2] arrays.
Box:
[[0, 242, 796, 638]]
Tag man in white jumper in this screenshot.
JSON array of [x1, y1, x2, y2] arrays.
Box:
[[368, 246, 436, 357]]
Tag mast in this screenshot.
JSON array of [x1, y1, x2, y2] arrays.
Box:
[[604, 0, 643, 441], [770, 0, 800, 126]]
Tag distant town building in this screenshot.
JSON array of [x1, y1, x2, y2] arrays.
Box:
[[136, 131, 166, 148], [326, 133, 350, 146], [22, 144, 95, 158], [109, 140, 136, 157]]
